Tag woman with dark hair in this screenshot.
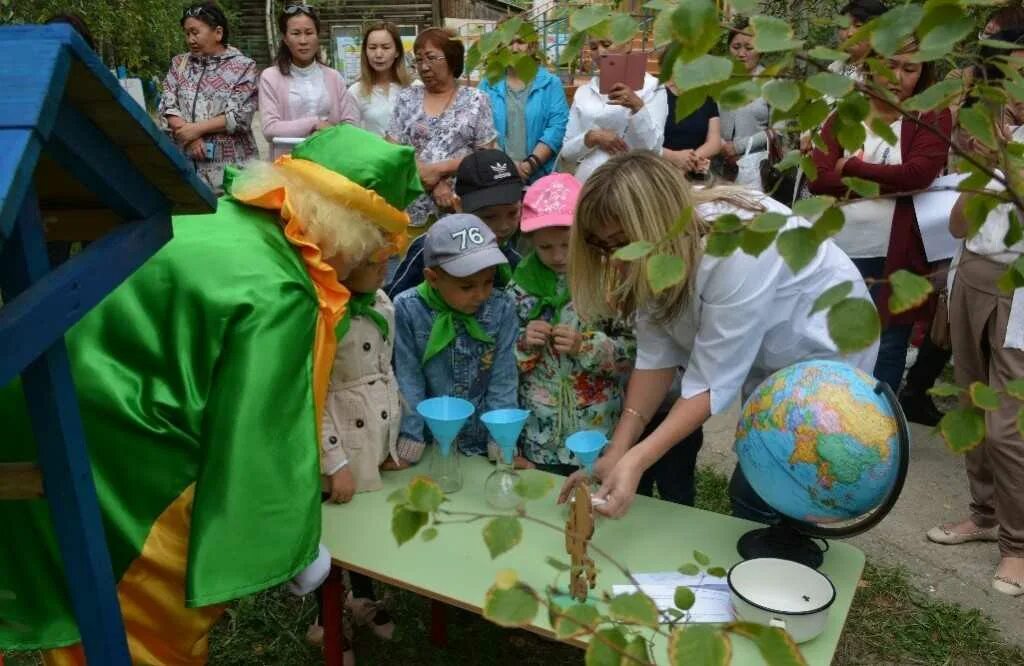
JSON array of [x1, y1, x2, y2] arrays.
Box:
[[349, 22, 412, 137], [159, 1, 258, 193], [387, 27, 497, 230], [809, 38, 952, 393], [718, 18, 772, 178], [259, 3, 359, 143]]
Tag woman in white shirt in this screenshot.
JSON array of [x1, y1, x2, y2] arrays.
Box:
[[557, 152, 877, 520], [926, 183, 1024, 596], [349, 22, 411, 137], [558, 38, 667, 183]]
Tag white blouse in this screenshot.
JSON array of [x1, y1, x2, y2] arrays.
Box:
[[348, 81, 403, 137], [833, 120, 902, 258], [288, 61, 331, 121], [635, 196, 879, 414], [559, 74, 668, 183]]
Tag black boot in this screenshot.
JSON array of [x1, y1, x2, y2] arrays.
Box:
[[899, 389, 943, 426]]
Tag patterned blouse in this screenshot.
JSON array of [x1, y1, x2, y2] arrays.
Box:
[[159, 47, 259, 194], [508, 275, 636, 465], [386, 85, 497, 228]]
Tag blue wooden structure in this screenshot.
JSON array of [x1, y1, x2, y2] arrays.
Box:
[[0, 24, 216, 663]]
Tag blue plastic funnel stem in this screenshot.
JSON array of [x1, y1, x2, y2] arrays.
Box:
[[566, 430, 608, 473], [417, 396, 475, 455], [481, 409, 530, 463]]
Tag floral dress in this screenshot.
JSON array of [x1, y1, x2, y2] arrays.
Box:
[[158, 47, 259, 193], [508, 273, 635, 465], [386, 85, 497, 228]]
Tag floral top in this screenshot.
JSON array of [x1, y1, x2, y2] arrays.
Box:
[[508, 274, 635, 465], [159, 47, 259, 194], [386, 85, 497, 227]]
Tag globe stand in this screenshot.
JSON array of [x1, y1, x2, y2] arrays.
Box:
[[737, 524, 825, 569]]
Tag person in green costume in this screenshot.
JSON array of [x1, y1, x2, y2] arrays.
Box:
[[0, 124, 422, 664]]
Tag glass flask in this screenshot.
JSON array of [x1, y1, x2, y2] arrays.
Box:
[[484, 453, 520, 510], [428, 441, 463, 493]]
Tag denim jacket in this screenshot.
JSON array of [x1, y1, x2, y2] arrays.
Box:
[[393, 287, 519, 459], [386, 233, 523, 300]]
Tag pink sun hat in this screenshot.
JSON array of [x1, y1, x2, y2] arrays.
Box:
[[520, 173, 582, 233]]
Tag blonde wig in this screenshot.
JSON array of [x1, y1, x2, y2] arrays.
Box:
[[569, 151, 765, 324]]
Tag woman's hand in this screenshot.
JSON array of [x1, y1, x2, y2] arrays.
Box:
[[585, 129, 628, 155], [721, 140, 737, 164], [326, 466, 356, 503], [419, 161, 444, 189], [552, 324, 583, 356], [516, 161, 534, 180], [166, 115, 186, 131], [590, 450, 645, 518], [313, 118, 332, 132], [525, 320, 552, 348], [174, 122, 205, 146], [185, 140, 206, 161], [607, 83, 644, 113], [665, 149, 698, 171], [432, 180, 459, 210], [557, 440, 628, 504]]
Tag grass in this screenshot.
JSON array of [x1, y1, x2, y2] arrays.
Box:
[[5, 467, 1023, 666]]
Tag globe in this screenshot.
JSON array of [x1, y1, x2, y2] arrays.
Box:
[[734, 360, 910, 566]]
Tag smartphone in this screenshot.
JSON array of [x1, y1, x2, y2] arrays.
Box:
[[598, 51, 648, 94]]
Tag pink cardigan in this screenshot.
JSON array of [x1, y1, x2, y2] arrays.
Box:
[[258, 63, 361, 139]]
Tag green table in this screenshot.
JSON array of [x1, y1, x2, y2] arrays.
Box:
[[321, 456, 864, 665]]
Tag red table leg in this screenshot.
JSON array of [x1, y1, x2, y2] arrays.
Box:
[[321, 565, 348, 666], [429, 599, 448, 648]]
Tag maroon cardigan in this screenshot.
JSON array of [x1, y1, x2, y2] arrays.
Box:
[[808, 108, 953, 325]]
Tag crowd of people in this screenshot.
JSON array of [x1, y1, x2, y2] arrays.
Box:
[[157, 0, 1024, 613]]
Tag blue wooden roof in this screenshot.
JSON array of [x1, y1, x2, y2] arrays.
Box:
[[0, 23, 217, 241]]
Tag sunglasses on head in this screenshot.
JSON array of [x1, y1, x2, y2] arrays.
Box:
[[183, 5, 211, 19], [284, 3, 318, 17]]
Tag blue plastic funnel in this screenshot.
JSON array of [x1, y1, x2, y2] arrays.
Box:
[[566, 430, 608, 473], [417, 396, 475, 455], [481, 409, 530, 463]]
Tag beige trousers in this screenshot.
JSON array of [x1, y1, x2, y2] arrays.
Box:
[[950, 250, 1024, 556]]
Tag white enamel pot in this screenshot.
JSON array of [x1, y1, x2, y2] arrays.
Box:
[[727, 557, 836, 644]]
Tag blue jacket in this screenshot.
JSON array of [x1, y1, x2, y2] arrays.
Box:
[[478, 67, 569, 181], [385, 234, 523, 300], [393, 288, 519, 456]]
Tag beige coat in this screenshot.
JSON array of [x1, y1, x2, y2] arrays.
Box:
[[321, 290, 401, 492]]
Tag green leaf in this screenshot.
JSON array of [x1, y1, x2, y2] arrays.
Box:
[[717, 80, 762, 111], [483, 583, 539, 627], [751, 15, 803, 53], [800, 154, 819, 183], [1005, 379, 1024, 401], [837, 92, 870, 124], [613, 241, 655, 262], [513, 54, 538, 86], [762, 80, 801, 112], [707, 566, 727, 578], [740, 229, 777, 256], [939, 407, 986, 453], [828, 298, 882, 353], [793, 196, 835, 220], [669, 0, 721, 60], [585, 627, 628, 666], [749, 212, 788, 233], [622, 636, 650, 664], [678, 563, 700, 576], [811, 281, 854, 314], [712, 213, 744, 233], [693, 550, 710, 566], [705, 231, 742, 257], [917, 7, 974, 62], [870, 4, 924, 57], [513, 470, 554, 500], [669, 205, 695, 237], [609, 591, 660, 627], [927, 382, 963, 398], [421, 527, 438, 542], [812, 207, 844, 241], [842, 176, 881, 198], [869, 117, 899, 147], [807, 72, 854, 99], [647, 254, 688, 293], [969, 382, 1002, 412], [1005, 211, 1023, 248], [777, 227, 821, 272], [672, 84, 715, 122], [674, 586, 696, 611], [1019, 407, 1024, 437], [483, 516, 522, 559], [798, 99, 830, 131], [674, 54, 733, 89], [391, 505, 428, 546], [837, 121, 867, 154], [554, 602, 600, 639], [958, 106, 997, 150], [545, 556, 571, 572], [668, 625, 731, 666], [609, 13, 640, 45], [888, 270, 933, 314], [558, 32, 587, 67], [730, 622, 807, 666], [807, 46, 848, 62], [904, 78, 963, 112], [407, 476, 444, 513], [570, 5, 611, 32], [465, 44, 482, 76]]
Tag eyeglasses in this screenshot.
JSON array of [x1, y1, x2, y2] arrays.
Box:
[[284, 3, 318, 17], [414, 53, 446, 68]]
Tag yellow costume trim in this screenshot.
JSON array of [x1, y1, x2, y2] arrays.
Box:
[[43, 484, 226, 666]]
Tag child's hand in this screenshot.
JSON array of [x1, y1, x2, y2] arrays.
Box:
[[380, 457, 411, 472], [525, 320, 553, 348], [513, 454, 535, 470], [326, 466, 356, 503], [552, 324, 583, 356]]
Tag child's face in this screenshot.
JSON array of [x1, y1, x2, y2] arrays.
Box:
[[532, 227, 571, 274], [343, 260, 389, 294], [425, 266, 497, 314], [473, 203, 521, 245]]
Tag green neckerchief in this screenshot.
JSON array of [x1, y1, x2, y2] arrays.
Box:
[[497, 262, 513, 286], [416, 282, 494, 365], [512, 251, 571, 325], [335, 292, 389, 342]]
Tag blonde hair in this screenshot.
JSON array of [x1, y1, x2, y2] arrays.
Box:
[[359, 22, 411, 97], [232, 160, 389, 266], [569, 152, 765, 324]]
